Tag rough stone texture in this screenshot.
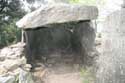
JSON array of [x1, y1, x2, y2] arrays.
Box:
[[0, 43, 27, 75], [19, 69, 34, 83], [96, 9, 125, 83], [0, 43, 25, 60], [0, 69, 34, 83], [16, 4, 98, 29], [0, 75, 15, 83], [0, 58, 26, 73], [0, 43, 34, 83], [25, 21, 95, 66]]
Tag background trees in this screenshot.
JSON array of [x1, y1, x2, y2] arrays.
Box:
[[0, 0, 25, 48]]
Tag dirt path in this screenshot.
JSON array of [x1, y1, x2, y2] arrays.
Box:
[[44, 72, 82, 83], [32, 53, 96, 83], [43, 63, 83, 83]]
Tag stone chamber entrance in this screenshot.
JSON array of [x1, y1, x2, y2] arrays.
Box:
[[25, 21, 96, 67], [25, 21, 97, 83], [16, 4, 98, 83]]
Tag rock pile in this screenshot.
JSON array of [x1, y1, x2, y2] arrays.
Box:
[[0, 42, 34, 83]]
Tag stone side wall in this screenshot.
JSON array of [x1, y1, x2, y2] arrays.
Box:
[[96, 9, 125, 83]]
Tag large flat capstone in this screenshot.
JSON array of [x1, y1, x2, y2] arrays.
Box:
[[16, 4, 98, 29]]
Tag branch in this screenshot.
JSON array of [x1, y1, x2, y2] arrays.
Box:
[[0, 0, 7, 13]]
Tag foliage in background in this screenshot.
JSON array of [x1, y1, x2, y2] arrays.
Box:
[[0, 0, 25, 48], [0, 0, 106, 48], [80, 68, 95, 83], [69, 0, 80, 3], [0, 19, 21, 48], [69, 0, 106, 7]]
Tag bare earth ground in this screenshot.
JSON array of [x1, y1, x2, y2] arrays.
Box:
[[32, 54, 95, 83], [44, 72, 82, 83], [43, 62, 83, 83], [32, 33, 101, 83]]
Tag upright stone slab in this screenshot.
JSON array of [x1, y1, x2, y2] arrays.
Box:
[[96, 9, 125, 83]]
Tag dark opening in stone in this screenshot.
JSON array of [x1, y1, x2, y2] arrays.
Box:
[[23, 21, 95, 67], [16, 4, 98, 70]]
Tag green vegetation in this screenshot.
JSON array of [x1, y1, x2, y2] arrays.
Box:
[[69, 0, 106, 6], [69, 0, 80, 3], [0, 19, 21, 48], [0, 0, 106, 48], [0, 0, 25, 48], [80, 68, 95, 83]]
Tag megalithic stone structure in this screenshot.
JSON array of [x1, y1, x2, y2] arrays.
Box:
[[16, 3, 98, 66], [96, 1, 125, 83]]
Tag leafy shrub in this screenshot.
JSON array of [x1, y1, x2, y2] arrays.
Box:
[[0, 19, 21, 48]]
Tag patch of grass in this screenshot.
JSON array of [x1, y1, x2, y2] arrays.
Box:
[[80, 68, 95, 83]]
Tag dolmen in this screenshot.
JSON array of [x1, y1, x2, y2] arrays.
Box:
[[16, 3, 98, 65]]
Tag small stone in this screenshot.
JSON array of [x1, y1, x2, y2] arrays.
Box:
[[0, 48, 11, 58], [0, 57, 5, 61], [0, 66, 8, 75], [0, 42, 25, 60], [0, 75, 15, 83], [10, 42, 25, 48], [0, 57, 27, 72], [33, 69, 47, 81], [19, 69, 34, 83], [11, 68, 21, 75], [21, 64, 32, 71]]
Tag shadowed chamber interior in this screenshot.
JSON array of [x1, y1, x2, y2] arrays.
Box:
[[24, 21, 95, 66]]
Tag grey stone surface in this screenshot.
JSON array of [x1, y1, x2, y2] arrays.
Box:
[[96, 9, 125, 83], [19, 69, 34, 83], [0, 76, 15, 83], [16, 4, 98, 29], [0, 69, 34, 83], [0, 43, 28, 75], [0, 43, 33, 83], [0, 42, 25, 60], [73, 21, 95, 65], [24, 21, 95, 66], [73, 22, 95, 52]]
